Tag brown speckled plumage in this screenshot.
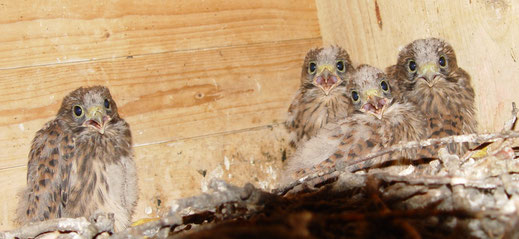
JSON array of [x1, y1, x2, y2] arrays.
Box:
[[282, 65, 427, 183], [286, 46, 354, 148], [17, 86, 137, 231], [386, 38, 477, 156]]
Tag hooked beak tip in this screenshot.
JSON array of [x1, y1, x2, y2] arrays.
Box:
[[420, 75, 437, 88], [84, 108, 110, 134], [362, 97, 389, 119], [314, 75, 340, 95]]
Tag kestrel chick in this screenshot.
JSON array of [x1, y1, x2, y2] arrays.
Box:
[[387, 38, 477, 156], [282, 65, 427, 183], [17, 86, 137, 231], [286, 46, 354, 147]]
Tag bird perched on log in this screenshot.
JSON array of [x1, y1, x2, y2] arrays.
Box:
[[282, 65, 427, 184], [17, 86, 137, 231], [286, 46, 355, 148], [386, 37, 477, 156]]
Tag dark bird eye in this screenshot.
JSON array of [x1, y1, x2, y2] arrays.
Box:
[[408, 60, 417, 72], [73, 105, 83, 117], [351, 91, 359, 102], [380, 80, 389, 92], [336, 60, 345, 72], [439, 56, 447, 67], [308, 62, 317, 74], [104, 99, 110, 109]]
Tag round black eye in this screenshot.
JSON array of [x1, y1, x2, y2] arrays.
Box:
[[439, 56, 446, 67], [308, 62, 317, 74], [408, 60, 417, 72], [336, 60, 345, 72], [73, 105, 83, 117], [351, 91, 359, 102], [104, 99, 110, 109], [381, 80, 389, 92]]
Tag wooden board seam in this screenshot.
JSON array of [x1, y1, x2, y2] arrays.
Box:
[[0, 37, 321, 71], [133, 122, 285, 147], [0, 122, 287, 171]]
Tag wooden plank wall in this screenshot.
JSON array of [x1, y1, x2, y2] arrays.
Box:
[[0, 0, 322, 230], [317, 0, 519, 133]]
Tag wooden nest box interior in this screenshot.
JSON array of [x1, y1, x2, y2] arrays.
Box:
[[0, 0, 518, 237]]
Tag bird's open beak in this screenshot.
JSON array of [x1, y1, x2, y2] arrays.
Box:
[[83, 106, 111, 134], [360, 89, 390, 119], [313, 64, 342, 95], [417, 62, 440, 87]]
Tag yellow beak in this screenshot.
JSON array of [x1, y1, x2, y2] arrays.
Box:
[[361, 88, 389, 119], [417, 62, 440, 87], [84, 106, 109, 134], [313, 64, 342, 95]]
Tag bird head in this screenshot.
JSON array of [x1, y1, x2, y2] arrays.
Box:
[[58, 86, 119, 135], [350, 65, 393, 119], [395, 38, 460, 91], [302, 46, 353, 96]]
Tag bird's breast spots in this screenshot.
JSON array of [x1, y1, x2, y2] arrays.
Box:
[[37, 164, 46, 172], [366, 140, 375, 148], [333, 152, 343, 159], [62, 193, 68, 202], [348, 152, 357, 158]]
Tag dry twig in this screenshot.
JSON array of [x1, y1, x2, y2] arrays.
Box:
[[0, 216, 112, 239], [112, 179, 275, 238], [276, 131, 519, 195]]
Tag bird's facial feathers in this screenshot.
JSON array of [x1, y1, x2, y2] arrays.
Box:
[[302, 46, 353, 96], [58, 86, 119, 134], [349, 65, 393, 119], [397, 38, 459, 91]]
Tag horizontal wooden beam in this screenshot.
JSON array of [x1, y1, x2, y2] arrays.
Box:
[[0, 0, 320, 69]]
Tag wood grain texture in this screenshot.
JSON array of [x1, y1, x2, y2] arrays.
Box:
[[133, 124, 288, 220], [0, 124, 289, 230], [0, 0, 322, 231], [0, 167, 25, 230], [317, 0, 519, 132], [0, 38, 321, 169], [0, 0, 319, 69]]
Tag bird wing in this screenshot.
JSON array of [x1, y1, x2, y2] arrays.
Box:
[[286, 89, 305, 147], [281, 122, 344, 184], [17, 120, 71, 223]]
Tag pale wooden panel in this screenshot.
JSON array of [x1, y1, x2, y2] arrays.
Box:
[[317, 0, 519, 132], [0, 167, 25, 231], [0, 0, 319, 69], [0, 124, 289, 231], [133, 124, 288, 219], [0, 38, 321, 169]]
